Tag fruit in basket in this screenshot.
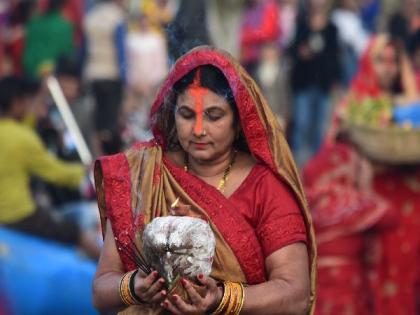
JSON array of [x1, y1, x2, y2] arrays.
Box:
[[346, 96, 393, 127], [344, 96, 420, 164]]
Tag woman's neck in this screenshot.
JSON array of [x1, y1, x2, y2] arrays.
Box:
[[188, 149, 234, 179]]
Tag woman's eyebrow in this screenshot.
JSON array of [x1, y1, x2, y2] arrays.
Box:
[[176, 105, 194, 110], [203, 105, 227, 111]]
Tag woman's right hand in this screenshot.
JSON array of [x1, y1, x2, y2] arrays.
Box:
[[132, 270, 167, 304]]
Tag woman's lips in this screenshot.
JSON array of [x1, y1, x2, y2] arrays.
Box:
[[191, 142, 208, 149]]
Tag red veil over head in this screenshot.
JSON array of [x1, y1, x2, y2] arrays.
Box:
[[96, 46, 316, 314]]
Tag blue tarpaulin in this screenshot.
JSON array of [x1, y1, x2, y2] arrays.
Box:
[[0, 227, 98, 315]]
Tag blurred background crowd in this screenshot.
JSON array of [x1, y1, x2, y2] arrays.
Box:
[[1, 0, 420, 314], [3, 0, 420, 164], [2, 0, 420, 160]]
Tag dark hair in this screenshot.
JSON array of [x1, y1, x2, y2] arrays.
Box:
[[0, 76, 40, 114], [155, 65, 249, 152], [55, 55, 82, 79]]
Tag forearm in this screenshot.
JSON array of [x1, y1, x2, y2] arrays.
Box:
[[26, 133, 86, 188], [28, 151, 85, 188], [240, 279, 309, 315], [93, 271, 126, 314]]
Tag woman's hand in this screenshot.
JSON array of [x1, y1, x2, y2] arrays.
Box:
[[170, 198, 204, 220], [132, 270, 167, 304], [161, 274, 223, 315]]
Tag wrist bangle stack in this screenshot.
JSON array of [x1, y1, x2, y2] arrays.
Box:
[[119, 270, 144, 305], [211, 281, 245, 315]]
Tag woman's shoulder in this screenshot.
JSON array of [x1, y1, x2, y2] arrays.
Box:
[[233, 153, 291, 196], [236, 153, 280, 184], [96, 141, 161, 167]]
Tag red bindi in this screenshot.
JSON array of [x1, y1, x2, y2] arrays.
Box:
[[187, 69, 209, 135]]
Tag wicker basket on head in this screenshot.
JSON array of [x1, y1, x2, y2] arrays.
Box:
[[346, 122, 420, 164]]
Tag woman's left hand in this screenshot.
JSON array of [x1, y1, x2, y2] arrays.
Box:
[[161, 274, 223, 315]]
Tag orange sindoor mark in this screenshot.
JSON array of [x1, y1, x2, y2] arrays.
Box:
[[187, 69, 209, 135]]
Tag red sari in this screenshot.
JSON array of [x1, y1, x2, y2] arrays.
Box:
[[303, 144, 393, 315], [368, 169, 420, 315], [306, 34, 420, 315], [94, 46, 316, 314]]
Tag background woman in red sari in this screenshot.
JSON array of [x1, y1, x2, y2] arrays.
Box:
[[92, 46, 316, 314], [305, 34, 420, 315]]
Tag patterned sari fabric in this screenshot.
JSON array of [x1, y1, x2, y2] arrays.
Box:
[[303, 144, 394, 315], [94, 46, 316, 314], [305, 34, 420, 315]]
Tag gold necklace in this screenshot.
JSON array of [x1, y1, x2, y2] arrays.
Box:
[[184, 150, 237, 193]]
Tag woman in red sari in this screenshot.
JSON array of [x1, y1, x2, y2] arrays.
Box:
[[304, 34, 420, 315], [92, 46, 316, 314]]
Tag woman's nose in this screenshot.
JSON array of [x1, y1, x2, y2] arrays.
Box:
[[193, 113, 204, 136]]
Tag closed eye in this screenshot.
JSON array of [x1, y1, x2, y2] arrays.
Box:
[[176, 106, 226, 121], [176, 107, 195, 120], [205, 108, 225, 121]]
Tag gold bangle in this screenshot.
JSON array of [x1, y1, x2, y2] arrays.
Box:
[[236, 282, 245, 315], [228, 282, 242, 314], [119, 270, 138, 306], [211, 281, 230, 315], [211, 281, 245, 315], [225, 282, 237, 314], [120, 272, 132, 305]]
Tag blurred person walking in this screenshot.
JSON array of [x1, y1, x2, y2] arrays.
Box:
[[331, 0, 370, 86], [255, 42, 292, 131], [289, 0, 340, 166], [239, 0, 280, 79], [83, 0, 126, 156], [33, 56, 96, 224], [306, 34, 420, 315], [122, 13, 168, 145], [304, 141, 394, 315], [206, 0, 244, 59], [38, 0, 85, 47], [23, 0, 75, 78], [350, 34, 420, 315], [3, 0, 37, 76], [277, 0, 300, 50], [0, 76, 100, 260]]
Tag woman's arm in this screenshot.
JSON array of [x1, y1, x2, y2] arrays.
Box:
[[163, 242, 310, 315], [92, 221, 127, 314], [241, 242, 310, 315], [92, 221, 167, 314]]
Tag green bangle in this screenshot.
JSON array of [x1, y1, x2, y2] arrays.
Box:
[[128, 269, 145, 304]]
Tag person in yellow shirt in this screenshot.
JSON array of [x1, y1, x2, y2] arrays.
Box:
[[0, 76, 99, 259]]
